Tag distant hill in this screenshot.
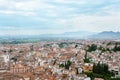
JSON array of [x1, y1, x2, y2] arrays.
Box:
[[0, 31, 119, 40], [90, 31, 120, 39], [63, 31, 96, 37], [39, 31, 96, 38]]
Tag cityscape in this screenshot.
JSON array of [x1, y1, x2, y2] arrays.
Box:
[[0, 0, 120, 80], [0, 39, 120, 80]]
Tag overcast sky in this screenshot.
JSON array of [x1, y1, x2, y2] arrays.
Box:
[[0, 0, 120, 35]]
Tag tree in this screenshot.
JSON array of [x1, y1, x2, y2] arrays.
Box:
[[75, 44, 78, 48], [98, 46, 103, 50], [113, 45, 120, 52], [59, 60, 72, 70], [8, 49, 13, 53], [107, 42, 112, 45], [110, 78, 120, 80], [84, 58, 90, 63], [2, 50, 6, 53], [87, 44, 97, 52], [92, 63, 96, 73], [59, 64, 64, 68], [84, 51, 90, 63], [92, 62, 109, 74], [76, 68, 79, 74], [65, 60, 71, 69]]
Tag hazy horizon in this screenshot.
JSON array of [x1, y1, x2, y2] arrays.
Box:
[[0, 0, 120, 35]]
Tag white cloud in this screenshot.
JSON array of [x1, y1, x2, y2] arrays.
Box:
[[14, 0, 45, 11], [52, 0, 109, 5], [0, 10, 36, 16], [0, 0, 56, 16], [0, 0, 120, 35], [11, 0, 55, 11], [55, 11, 120, 32], [53, 0, 86, 4], [0, 28, 64, 35]]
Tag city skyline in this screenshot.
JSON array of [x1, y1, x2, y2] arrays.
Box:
[[0, 0, 120, 35]]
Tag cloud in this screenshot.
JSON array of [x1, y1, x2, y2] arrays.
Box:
[[0, 0, 120, 35], [0, 10, 36, 16], [0, 26, 64, 35], [55, 11, 120, 32], [13, 0, 55, 11], [51, 0, 86, 4]]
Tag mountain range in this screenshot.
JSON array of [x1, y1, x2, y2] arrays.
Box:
[[90, 31, 120, 39], [40, 31, 120, 39], [0, 31, 120, 40], [40, 31, 96, 38]]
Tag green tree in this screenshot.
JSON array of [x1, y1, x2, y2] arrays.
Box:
[[92, 62, 109, 74], [84, 51, 90, 63], [87, 44, 97, 52], [65, 60, 72, 69], [113, 45, 120, 52], [76, 68, 79, 74]]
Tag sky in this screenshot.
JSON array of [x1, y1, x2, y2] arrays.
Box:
[[0, 0, 120, 35]]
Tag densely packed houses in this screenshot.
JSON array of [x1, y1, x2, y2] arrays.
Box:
[[0, 40, 119, 80]]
